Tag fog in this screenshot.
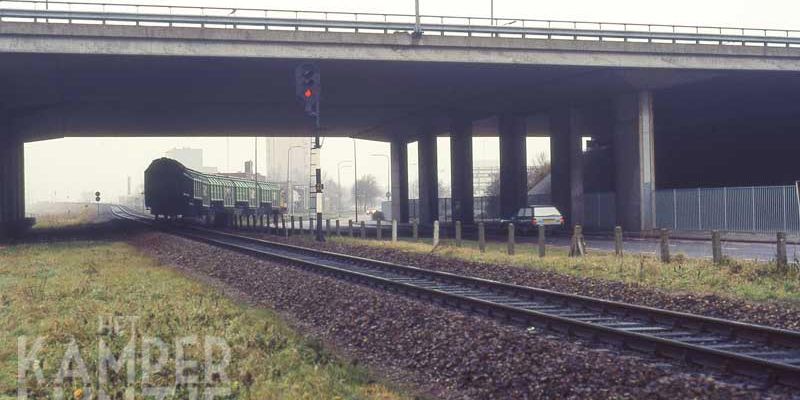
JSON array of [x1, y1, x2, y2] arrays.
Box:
[[24, 136, 552, 205]]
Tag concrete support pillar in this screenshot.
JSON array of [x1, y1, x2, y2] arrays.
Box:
[[417, 131, 438, 224], [498, 114, 527, 218], [550, 108, 584, 226], [390, 138, 410, 223], [614, 91, 656, 231], [450, 118, 474, 224], [0, 128, 26, 238]]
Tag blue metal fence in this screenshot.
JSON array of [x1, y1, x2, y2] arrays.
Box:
[[655, 185, 800, 233], [583, 192, 616, 230]]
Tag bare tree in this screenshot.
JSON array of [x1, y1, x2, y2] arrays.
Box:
[[527, 152, 551, 190], [352, 174, 383, 212], [322, 178, 346, 214]]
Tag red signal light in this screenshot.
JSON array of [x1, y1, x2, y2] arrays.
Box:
[[304, 88, 313, 98]]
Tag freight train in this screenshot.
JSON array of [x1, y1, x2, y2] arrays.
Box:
[[144, 157, 285, 226]]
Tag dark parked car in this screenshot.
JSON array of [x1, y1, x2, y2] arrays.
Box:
[[503, 205, 565, 234]]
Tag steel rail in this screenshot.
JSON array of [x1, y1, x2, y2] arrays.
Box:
[[3, 1, 800, 47], [111, 206, 800, 387]]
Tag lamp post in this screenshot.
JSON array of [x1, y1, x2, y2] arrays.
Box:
[[254, 137, 259, 212], [286, 145, 303, 215], [337, 161, 352, 218], [370, 153, 391, 200], [414, 0, 421, 35], [353, 138, 359, 222]]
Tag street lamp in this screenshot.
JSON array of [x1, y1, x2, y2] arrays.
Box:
[[370, 154, 391, 200], [254, 137, 259, 212], [414, 0, 421, 35], [337, 161, 352, 217], [286, 145, 304, 215], [353, 139, 359, 222]]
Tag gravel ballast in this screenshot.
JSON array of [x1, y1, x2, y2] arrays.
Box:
[[130, 231, 795, 399], [253, 233, 800, 332]]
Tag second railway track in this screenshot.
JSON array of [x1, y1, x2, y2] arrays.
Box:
[[112, 206, 800, 388]]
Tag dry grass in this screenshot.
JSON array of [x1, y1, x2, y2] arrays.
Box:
[[0, 241, 405, 399], [330, 236, 800, 305], [30, 203, 95, 229]]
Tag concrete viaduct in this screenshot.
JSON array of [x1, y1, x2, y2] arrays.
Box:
[[3, 2, 800, 237]]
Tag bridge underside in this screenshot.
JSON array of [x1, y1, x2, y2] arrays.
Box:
[[3, 22, 800, 235]]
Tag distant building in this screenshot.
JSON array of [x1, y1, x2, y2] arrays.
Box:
[[265, 138, 310, 183], [165, 147, 218, 174], [166, 147, 203, 171]]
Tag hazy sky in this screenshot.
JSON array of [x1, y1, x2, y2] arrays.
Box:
[[22, 0, 800, 204]]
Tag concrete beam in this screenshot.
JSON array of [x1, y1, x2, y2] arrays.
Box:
[[499, 114, 527, 218], [614, 91, 656, 231], [450, 117, 474, 224], [550, 107, 586, 226], [13, 102, 391, 141], [390, 138, 410, 223], [3, 22, 800, 71], [417, 130, 439, 224]]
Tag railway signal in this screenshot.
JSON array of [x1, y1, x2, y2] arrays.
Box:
[[95, 191, 101, 216], [294, 63, 320, 120], [295, 62, 325, 242]]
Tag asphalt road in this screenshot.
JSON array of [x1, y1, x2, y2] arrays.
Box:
[[532, 235, 793, 262]]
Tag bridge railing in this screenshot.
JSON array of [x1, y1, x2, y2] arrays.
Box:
[[2, 0, 800, 47]]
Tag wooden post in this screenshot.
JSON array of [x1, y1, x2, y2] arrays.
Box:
[[336, 219, 341, 236], [777, 231, 788, 273], [412, 220, 419, 242], [392, 220, 398, 242], [478, 222, 486, 253], [360, 221, 366, 239], [290, 216, 295, 236], [349, 220, 354, 237], [455, 221, 462, 247], [614, 226, 623, 257], [326, 219, 331, 234], [281, 215, 287, 237], [308, 217, 313, 235], [433, 220, 440, 247], [507, 223, 515, 255], [711, 230, 722, 264], [660, 228, 671, 263], [569, 225, 586, 257], [376, 219, 383, 240], [538, 224, 546, 258]]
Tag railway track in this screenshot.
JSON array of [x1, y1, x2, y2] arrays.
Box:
[[111, 206, 800, 388]]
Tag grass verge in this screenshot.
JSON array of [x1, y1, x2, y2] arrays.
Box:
[[0, 240, 403, 399], [329, 236, 800, 305]]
